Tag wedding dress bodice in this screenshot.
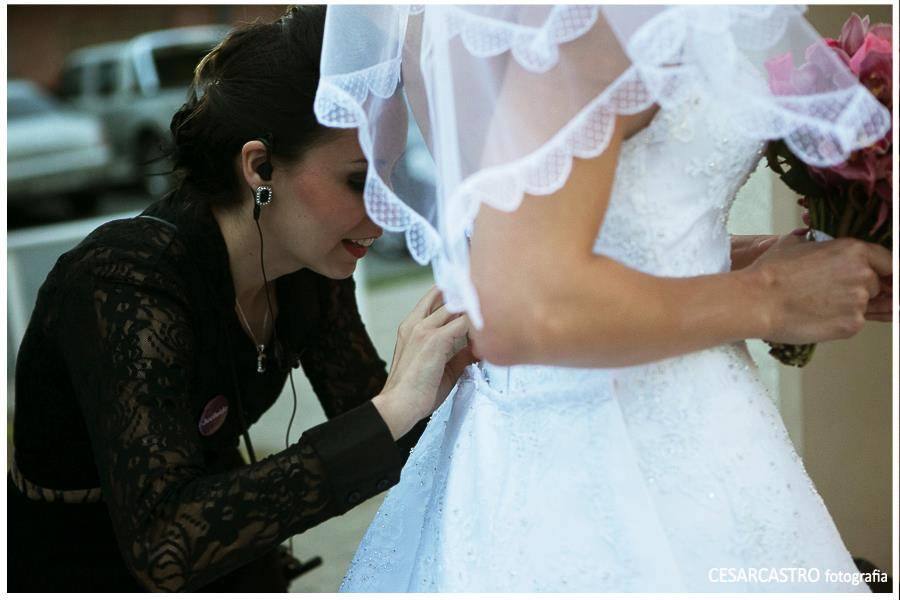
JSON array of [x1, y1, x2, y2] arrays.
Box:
[[596, 89, 766, 276]]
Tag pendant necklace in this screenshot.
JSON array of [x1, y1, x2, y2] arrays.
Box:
[[235, 299, 269, 374]]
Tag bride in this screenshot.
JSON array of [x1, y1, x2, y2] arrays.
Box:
[[314, 5, 892, 591]]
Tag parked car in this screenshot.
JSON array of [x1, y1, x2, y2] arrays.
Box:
[[56, 25, 230, 197], [7, 79, 111, 214]]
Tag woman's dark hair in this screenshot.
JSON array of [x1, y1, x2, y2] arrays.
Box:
[[168, 5, 332, 208]]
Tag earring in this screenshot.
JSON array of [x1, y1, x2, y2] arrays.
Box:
[[255, 185, 273, 208]]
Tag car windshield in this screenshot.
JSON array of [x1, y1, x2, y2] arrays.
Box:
[[153, 45, 214, 89], [8, 88, 58, 119]]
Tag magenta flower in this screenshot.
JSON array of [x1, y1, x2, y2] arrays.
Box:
[[839, 13, 869, 56], [853, 35, 892, 107], [767, 13, 893, 104], [822, 12, 893, 107], [766, 14, 892, 196]]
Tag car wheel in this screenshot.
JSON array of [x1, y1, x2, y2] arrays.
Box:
[[138, 134, 173, 199]]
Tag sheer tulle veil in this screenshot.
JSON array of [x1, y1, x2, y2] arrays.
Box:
[[314, 5, 890, 326]]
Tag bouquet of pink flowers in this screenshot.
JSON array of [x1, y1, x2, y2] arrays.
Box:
[[764, 13, 892, 367]]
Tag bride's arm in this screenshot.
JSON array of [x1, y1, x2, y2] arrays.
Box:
[[469, 116, 891, 368]]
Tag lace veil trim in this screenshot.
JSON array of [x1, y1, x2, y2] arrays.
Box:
[[315, 5, 891, 326]]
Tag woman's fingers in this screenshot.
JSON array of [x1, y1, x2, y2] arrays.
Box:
[[754, 235, 779, 252], [864, 243, 892, 277], [436, 312, 471, 345], [864, 312, 893, 322], [422, 305, 451, 328], [446, 343, 477, 378], [864, 272, 882, 299], [865, 294, 893, 314], [734, 235, 779, 270], [422, 305, 467, 329], [857, 243, 892, 321], [410, 284, 443, 320], [856, 243, 890, 298], [426, 287, 447, 316]]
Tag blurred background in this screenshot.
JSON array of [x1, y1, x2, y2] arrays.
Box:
[[5, 3, 893, 592], [8, 6, 279, 225]]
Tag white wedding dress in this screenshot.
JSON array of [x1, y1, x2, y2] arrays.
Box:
[[340, 86, 868, 592]]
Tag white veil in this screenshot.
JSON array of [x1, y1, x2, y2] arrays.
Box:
[[315, 5, 891, 327]]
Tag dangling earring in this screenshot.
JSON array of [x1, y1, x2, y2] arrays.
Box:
[[253, 185, 273, 221], [255, 185, 273, 209]]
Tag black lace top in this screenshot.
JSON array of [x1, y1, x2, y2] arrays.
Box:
[[8, 191, 425, 592]]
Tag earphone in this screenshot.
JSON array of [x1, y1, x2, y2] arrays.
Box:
[[249, 133, 304, 561], [246, 134, 301, 462], [253, 135, 274, 221]]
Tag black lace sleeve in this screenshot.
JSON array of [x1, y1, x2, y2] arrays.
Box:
[[56, 256, 400, 592], [300, 277, 427, 465]]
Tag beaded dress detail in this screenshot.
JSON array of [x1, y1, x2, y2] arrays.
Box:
[[340, 87, 867, 592]]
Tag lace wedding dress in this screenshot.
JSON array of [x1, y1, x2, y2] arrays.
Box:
[[340, 87, 869, 592]]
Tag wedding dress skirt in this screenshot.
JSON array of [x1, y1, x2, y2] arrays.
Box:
[[341, 87, 868, 592]]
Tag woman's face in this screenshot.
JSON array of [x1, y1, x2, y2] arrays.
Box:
[[259, 130, 383, 280]]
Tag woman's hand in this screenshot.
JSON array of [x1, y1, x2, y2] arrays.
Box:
[[372, 285, 477, 440], [747, 235, 892, 344], [864, 275, 893, 321], [730, 234, 779, 270]]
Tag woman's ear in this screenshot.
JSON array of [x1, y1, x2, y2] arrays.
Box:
[[239, 139, 271, 189]]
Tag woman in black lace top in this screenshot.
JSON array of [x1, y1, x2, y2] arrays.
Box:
[[8, 6, 474, 592]]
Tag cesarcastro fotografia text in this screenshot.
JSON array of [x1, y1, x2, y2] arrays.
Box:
[[708, 567, 888, 586]]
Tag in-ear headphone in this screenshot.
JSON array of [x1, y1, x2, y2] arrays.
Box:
[[253, 135, 274, 221], [256, 159, 273, 181]]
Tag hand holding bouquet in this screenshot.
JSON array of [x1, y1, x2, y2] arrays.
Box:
[[763, 13, 893, 367]]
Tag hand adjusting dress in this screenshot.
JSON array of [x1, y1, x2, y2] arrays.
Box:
[[313, 5, 891, 593], [8, 190, 425, 592]]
